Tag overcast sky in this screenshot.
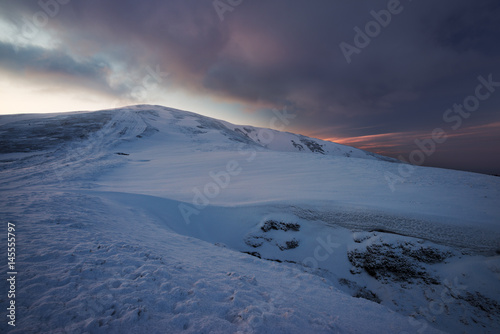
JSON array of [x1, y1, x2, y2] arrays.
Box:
[[1, 0, 499, 174]]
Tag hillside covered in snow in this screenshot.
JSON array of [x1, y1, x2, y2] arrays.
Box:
[[1, 105, 499, 333]]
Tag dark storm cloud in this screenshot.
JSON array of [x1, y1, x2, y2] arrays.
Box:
[[0, 40, 128, 97], [200, 0, 500, 137], [0, 41, 100, 77], [1, 0, 499, 172]]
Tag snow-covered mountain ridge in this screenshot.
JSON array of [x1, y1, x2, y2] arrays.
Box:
[[0, 104, 396, 161], [1, 105, 499, 333]]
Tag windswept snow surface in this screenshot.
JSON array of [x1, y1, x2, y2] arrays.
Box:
[[1, 105, 499, 333]]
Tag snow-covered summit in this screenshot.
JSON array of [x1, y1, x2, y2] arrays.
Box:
[[0, 104, 397, 162]]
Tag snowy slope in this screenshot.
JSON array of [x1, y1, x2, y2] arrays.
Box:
[[1, 105, 499, 333]]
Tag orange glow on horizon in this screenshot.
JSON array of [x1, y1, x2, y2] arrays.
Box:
[[319, 121, 500, 156]]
